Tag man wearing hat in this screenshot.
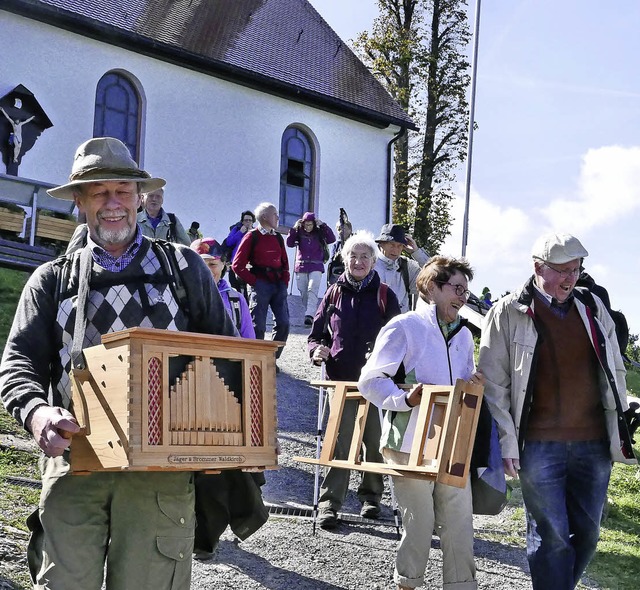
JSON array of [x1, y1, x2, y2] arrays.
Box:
[[374, 223, 429, 313], [0, 137, 236, 590], [478, 232, 637, 590]]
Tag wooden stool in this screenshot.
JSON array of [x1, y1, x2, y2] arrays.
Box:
[[295, 379, 483, 488]]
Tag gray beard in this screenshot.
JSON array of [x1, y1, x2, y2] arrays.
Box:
[[94, 224, 135, 249]]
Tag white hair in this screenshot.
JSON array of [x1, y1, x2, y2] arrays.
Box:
[[255, 202, 277, 221], [341, 230, 378, 261]]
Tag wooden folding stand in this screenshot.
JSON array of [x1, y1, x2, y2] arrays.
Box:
[[295, 379, 483, 488], [69, 327, 279, 474]]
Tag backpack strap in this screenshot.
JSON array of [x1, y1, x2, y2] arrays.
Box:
[[227, 292, 243, 332], [574, 287, 636, 460], [70, 246, 93, 370], [325, 283, 339, 308], [249, 228, 285, 252], [398, 257, 411, 294], [54, 252, 76, 309], [167, 212, 177, 242], [151, 239, 191, 320], [377, 282, 389, 318]]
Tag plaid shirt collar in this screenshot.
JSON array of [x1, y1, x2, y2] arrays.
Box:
[[87, 225, 143, 272]]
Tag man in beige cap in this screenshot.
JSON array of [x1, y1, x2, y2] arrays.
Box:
[[0, 137, 236, 590], [478, 232, 637, 590]]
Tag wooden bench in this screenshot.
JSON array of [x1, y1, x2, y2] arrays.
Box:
[[33, 213, 77, 242], [0, 237, 58, 272]]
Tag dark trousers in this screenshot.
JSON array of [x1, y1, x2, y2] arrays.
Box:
[[248, 279, 290, 357]]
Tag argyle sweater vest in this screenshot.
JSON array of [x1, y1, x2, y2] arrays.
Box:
[[54, 241, 189, 409]]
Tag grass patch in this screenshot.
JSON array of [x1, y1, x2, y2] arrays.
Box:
[[0, 445, 38, 479], [0, 407, 28, 437], [0, 480, 40, 531], [625, 368, 640, 396], [587, 457, 640, 589], [0, 267, 29, 352]]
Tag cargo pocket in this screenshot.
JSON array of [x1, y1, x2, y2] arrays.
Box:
[[156, 535, 193, 562], [153, 491, 195, 590]]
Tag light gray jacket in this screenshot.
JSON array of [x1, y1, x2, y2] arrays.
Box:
[[137, 209, 190, 246], [478, 277, 636, 465], [374, 248, 429, 314]]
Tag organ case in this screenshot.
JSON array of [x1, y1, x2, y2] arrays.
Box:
[[69, 327, 279, 473]]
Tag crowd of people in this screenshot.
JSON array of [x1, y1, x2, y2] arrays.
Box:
[[0, 136, 638, 590]]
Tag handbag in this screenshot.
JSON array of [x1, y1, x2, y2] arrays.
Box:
[[471, 416, 511, 515]]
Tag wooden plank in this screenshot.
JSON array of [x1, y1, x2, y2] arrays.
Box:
[[319, 383, 350, 463], [0, 207, 25, 233], [438, 381, 484, 487], [34, 213, 77, 242], [347, 397, 369, 464]]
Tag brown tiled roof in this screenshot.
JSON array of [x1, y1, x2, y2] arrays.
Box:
[[5, 0, 415, 129]]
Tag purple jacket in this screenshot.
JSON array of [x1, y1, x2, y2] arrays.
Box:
[[217, 278, 255, 338], [286, 223, 335, 274], [225, 223, 249, 262], [308, 271, 400, 380]]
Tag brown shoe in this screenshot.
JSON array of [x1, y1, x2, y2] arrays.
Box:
[[360, 501, 381, 519], [317, 507, 338, 529]]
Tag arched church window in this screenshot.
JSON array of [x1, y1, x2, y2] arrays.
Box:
[[93, 72, 141, 161]]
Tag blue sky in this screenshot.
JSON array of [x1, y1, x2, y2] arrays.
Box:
[[310, 0, 640, 336]]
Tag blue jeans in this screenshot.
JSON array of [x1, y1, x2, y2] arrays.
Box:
[[249, 279, 289, 356], [519, 439, 612, 590]]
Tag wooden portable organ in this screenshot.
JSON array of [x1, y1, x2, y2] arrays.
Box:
[[69, 328, 279, 473]]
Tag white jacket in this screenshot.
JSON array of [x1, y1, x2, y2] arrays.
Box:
[[359, 303, 475, 453]]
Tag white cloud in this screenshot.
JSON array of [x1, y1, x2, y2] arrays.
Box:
[[442, 144, 640, 306], [441, 186, 537, 298], [540, 145, 640, 233]]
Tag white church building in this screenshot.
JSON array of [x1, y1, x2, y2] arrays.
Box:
[[0, 0, 414, 263]]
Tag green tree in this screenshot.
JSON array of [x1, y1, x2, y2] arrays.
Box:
[[627, 333, 640, 363], [354, 0, 471, 253]]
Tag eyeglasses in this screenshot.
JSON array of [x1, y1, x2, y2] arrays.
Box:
[[437, 282, 471, 299], [348, 254, 372, 263], [543, 263, 581, 279]]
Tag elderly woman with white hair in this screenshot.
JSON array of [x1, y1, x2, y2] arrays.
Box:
[[308, 230, 401, 529]]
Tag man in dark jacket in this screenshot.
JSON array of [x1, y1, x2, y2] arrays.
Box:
[[308, 230, 400, 529]]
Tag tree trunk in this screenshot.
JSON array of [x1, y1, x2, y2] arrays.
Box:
[[414, 0, 441, 247]]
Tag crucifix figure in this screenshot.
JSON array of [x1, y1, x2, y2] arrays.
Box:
[[0, 107, 35, 163]]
